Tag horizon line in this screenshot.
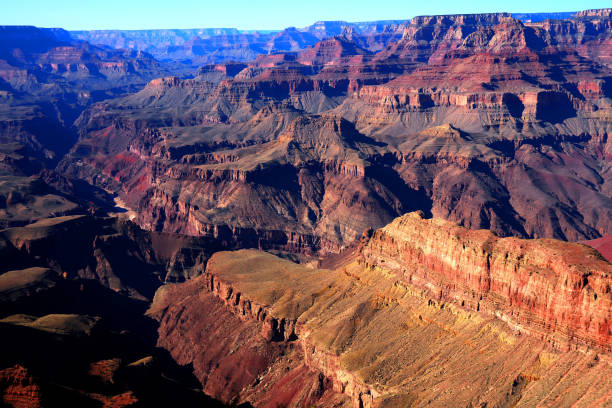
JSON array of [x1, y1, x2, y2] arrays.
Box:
[[2, 9, 591, 32]]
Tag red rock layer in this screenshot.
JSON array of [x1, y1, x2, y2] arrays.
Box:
[[361, 211, 612, 351], [149, 276, 349, 407], [0, 365, 42, 408], [151, 243, 612, 407], [584, 235, 612, 263], [58, 10, 612, 252]]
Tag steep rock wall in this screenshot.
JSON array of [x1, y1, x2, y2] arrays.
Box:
[[361, 211, 612, 350]]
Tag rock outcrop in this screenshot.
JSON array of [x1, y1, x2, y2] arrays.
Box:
[[0, 215, 220, 299], [70, 20, 407, 68], [584, 235, 612, 263], [0, 365, 42, 408], [0, 25, 167, 183], [361, 211, 612, 351], [0, 26, 164, 94], [0, 215, 225, 407], [150, 214, 612, 407]]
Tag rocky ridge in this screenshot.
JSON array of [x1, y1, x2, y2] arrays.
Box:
[[70, 20, 408, 68], [150, 212, 612, 407], [0, 214, 220, 299], [361, 211, 612, 350]]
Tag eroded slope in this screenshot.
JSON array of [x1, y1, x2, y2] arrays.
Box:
[[150, 212, 612, 407], [60, 11, 612, 251]]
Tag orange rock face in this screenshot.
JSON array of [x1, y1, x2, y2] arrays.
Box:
[[361, 212, 612, 351], [149, 272, 348, 407], [150, 229, 612, 406], [0, 365, 42, 408]]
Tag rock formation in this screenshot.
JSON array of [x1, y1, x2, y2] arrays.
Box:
[[584, 235, 612, 263], [0, 215, 224, 407], [361, 211, 612, 350], [0, 365, 42, 408], [70, 20, 407, 68], [150, 212, 612, 406], [0, 26, 171, 231], [0, 215, 220, 299], [59, 10, 612, 252]]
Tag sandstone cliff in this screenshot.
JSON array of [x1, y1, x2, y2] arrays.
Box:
[[361, 211, 612, 350], [150, 212, 612, 407]]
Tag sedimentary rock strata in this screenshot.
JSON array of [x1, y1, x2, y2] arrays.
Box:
[[361, 211, 612, 350], [0, 215, 225, 407], [59, 11, 612, 251], [150, 212, 612, 407], [1, 9, 612, 408], [0, 215, 220, 299]]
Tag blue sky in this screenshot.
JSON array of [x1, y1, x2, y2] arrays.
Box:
[[2, 0, 610, 30]]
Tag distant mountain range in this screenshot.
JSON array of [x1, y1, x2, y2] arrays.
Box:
[[70, 20, 406, 67], [68, 13, 576, 67]]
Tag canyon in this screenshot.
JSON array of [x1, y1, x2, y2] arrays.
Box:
[[58, 10, 612, 252], [69, 12, 576, 68], [0, 7, 611, 408]]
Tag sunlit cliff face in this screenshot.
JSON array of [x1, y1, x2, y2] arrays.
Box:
[[150, 212, 612, 407]]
